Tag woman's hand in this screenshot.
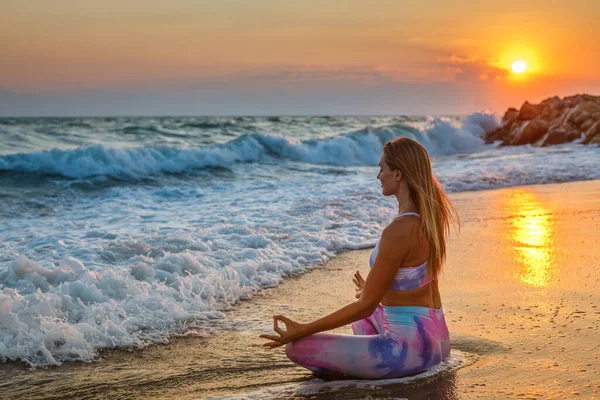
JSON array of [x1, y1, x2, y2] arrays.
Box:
[[353, 270, 365, 299], [259, 315, 305, 349]]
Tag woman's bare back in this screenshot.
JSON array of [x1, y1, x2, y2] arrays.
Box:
[[379, 216, 442, 309]]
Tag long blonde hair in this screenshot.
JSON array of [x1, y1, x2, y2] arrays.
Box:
[[383, 137, 459, 279]]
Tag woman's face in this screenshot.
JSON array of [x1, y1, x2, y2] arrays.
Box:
[[377, 154, 399, 196]]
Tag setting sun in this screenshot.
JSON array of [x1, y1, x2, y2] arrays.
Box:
[[512, 60, 527, 74]]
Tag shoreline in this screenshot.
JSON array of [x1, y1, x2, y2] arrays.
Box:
[[2, 179, 600, 399]]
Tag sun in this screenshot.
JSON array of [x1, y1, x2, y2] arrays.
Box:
[[512, 60, 527, 74]]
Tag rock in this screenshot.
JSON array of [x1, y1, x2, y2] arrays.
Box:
[[539, 104, 554, 120], [502, 108, 519, 125], [582, 121, 600, 145], [549, 96, 566, 112], [581, 118, 595, 131], [484, 94, 600, 146], [547, 96, 562, 107], [484, 120, 512, 144], [517, 101, 543, 121], [578, 100, 600, 114], [573, 111, 591, 127], [541, 130, 570, 146], [511, 119, 548, 145]]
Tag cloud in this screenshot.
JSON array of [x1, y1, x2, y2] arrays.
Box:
[[193, 59, 510, 91], [436, 55, 510, 82], [141, 63, 463, 95]]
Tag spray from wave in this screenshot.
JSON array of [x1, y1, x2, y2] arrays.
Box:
[[0, 114, 497, 181]]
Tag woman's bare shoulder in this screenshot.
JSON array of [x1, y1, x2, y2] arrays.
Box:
[[383, 215, 420, 236]]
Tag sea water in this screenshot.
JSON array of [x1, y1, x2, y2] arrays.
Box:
[[1, 114, 598, 367]]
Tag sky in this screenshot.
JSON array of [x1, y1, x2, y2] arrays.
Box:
[[1, 0, 599, 116]]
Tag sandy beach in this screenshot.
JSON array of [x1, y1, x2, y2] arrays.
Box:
[[2, 179, 599, 400]]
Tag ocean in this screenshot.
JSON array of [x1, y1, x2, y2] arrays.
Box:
[[1, 114, 599, 369]]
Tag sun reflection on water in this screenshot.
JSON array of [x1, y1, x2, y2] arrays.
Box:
[[504, 189, 558, 287]]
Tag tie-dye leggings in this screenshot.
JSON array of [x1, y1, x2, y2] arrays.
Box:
[[285, 305, 450, 379]]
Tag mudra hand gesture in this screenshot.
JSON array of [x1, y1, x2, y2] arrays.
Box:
[[259, 315, 305, 349], [353, 270, 365, 299]]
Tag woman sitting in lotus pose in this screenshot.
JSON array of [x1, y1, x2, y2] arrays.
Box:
[[260, 136, 458, 379]]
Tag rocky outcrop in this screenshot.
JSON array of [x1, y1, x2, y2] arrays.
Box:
[[485, 94, 600, 146]]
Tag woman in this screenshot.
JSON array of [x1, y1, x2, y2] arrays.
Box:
[[259, 137, 458, 379]]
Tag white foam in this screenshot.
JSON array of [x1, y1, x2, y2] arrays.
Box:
[[436, 142, 600, 193], [0, 254, 230, 366], [0, 177, 386, 367], [0, 141, 267, 179]]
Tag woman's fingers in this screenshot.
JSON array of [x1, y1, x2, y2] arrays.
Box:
[[274, 315, 292, 325], [273, 318, 284, 335], [259, 334, 282, 342], [274, 315, 293, 334], [260, 332, 286, 349], [357, 271, 365, 283], [354, 271, 365, 284], [261, 316, 299, 349], [263, 341, 284, 349]]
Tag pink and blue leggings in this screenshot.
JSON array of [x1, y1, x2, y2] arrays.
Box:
[[285, 305, 450, 379]]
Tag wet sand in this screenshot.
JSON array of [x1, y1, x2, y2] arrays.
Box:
[[2, 180, 600, 399]]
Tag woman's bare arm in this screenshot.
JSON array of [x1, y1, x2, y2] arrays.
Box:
[[262, 221, 412, 347]]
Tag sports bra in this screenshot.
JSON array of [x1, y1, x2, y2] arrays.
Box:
[[369, 212, 432, 291]]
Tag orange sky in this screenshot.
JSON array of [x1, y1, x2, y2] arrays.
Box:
[[1, 0, 599, 115]]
